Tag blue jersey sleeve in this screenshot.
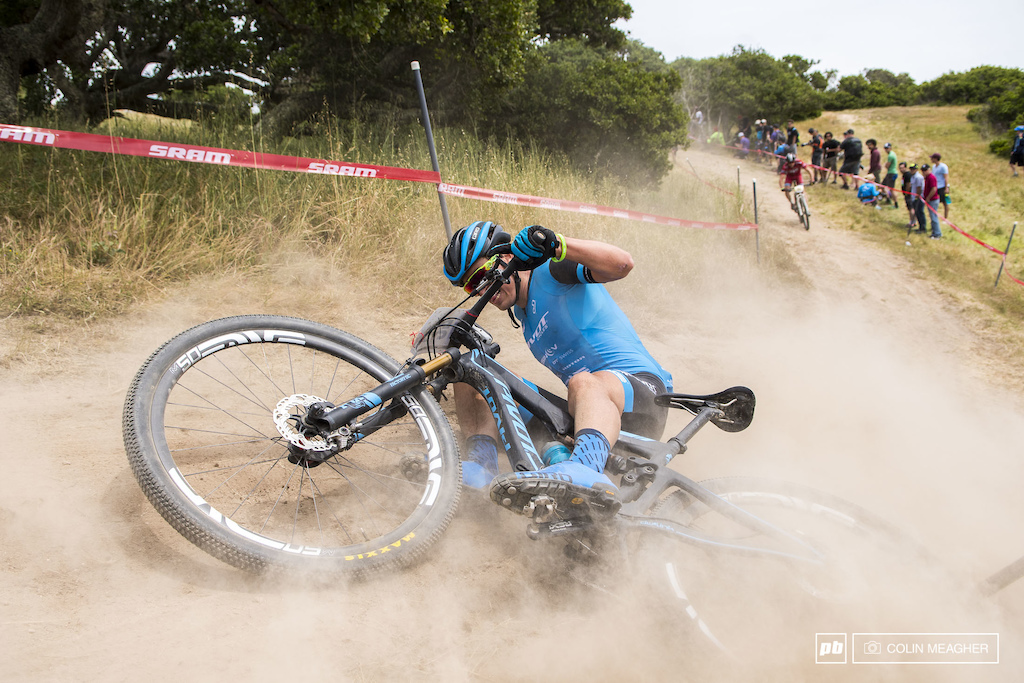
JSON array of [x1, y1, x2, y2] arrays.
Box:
[[514, 263, 673, 390]]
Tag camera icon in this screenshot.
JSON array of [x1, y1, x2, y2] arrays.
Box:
[[863, 641, 882, 655]]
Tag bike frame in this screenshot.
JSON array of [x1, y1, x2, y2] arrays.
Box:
[[311, 260, 823, 565]]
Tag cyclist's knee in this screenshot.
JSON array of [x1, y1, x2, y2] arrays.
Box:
[[567, 371, 625, 411]]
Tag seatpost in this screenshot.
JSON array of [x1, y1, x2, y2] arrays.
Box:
[[667, 406, 723, 459]]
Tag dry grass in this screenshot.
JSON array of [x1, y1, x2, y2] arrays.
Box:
[[0, 115, 748, 321], [796, 106, 1024, 322]]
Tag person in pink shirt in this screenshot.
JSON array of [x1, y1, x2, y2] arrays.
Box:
[[921, 163, 942, 239]]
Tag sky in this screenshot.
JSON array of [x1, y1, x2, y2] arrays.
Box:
[[614, 0, 1024, 84]]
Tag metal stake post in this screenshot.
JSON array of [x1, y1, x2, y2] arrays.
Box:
[[753, 179, 760, 264], [686, 158, 700, 180], [995, 221, 1018, 288], [411, 61, 452, 239]]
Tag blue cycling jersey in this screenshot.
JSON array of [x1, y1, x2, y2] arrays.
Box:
[[512, 261, 673, 390]]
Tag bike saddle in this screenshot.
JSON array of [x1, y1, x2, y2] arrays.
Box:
[[654, 386, 755, 433]]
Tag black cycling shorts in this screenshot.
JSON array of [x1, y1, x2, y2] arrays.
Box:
[[1012, 152, 1024, 167], [520, 371, 670, 444], [609, 370, 670, 440]]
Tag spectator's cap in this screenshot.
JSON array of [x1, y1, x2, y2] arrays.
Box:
[[1016, 125, 1024, 131], [909, 163, 918, 169], [884, 142, 892, 149], [844, 129, 855, 135], [808, 127, 816, 133], [930, 153, 941, 160], [921, 163, 931, 171]]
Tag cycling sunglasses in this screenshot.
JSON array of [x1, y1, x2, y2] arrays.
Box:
[[462, 255, 498, 294]]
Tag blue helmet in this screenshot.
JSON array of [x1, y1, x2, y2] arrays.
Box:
[[442, 221, 511, 285]]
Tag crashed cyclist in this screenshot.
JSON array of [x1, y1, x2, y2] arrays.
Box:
[[442, 221, 673, 513]]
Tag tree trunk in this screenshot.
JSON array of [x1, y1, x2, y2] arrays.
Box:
[[0, 43, 21, 123], [0, 0, 99, 123]]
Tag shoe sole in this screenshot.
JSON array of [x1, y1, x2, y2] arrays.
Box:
[[490, 474, 620, 519]]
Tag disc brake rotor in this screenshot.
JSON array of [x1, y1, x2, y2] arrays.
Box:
[[273, 394, 349, 451]]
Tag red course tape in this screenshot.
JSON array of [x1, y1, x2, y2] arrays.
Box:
[[0, 124, 440, 183], [1, 123, 757, 232], [438, 182, 756, 231]]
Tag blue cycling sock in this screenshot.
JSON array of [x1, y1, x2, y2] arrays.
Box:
[[465, 434, 499, 471], [570, 429, 611, 473], [462, 434, 500, 489]]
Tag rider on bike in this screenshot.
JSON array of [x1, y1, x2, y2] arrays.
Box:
[[443, 221, 673, 512], [779, 153, 808, 213]]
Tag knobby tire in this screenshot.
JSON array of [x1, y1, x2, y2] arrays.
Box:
[[122, 315, 461, 576]]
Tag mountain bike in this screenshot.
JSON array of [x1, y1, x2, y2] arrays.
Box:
[[122, 244, 928, 649], [783, 185, 811, 230]]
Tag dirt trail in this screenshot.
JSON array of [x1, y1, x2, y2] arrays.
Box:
[[2, 149, 1023, 681]]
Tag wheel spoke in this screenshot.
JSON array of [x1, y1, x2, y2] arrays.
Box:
[[127, 316, 458, 573]]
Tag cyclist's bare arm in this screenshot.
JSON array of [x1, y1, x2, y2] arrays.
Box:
[[560, 237, 634, 283]]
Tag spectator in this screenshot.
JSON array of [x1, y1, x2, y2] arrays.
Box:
[[910, 163, 927, 233], [755, 120, 768, 161], [821, 132, 841, 184], [930, 153, 950, 219], [857, 174, 881, 207], [1011, 126, 1024, 177], [839, 129, 863, 190], [802, 128, 824, 184], [708, 127, 724, 145], [775, 138, 791, 173], [882, 143, 899, 208], [693, 109, 704, 139], [866, 139, 883, 189], [786, 120, 800, 148], [899, 162, 917, 229], [921, 163, 942, 239], [735, 130, 750, 159]]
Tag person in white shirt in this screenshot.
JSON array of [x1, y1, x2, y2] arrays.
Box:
[[930, 153, 950, 219]]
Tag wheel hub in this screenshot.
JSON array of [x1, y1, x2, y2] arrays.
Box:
[[273, 394, 348, 452]]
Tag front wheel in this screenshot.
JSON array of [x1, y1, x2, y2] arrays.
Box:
[[122, 315, 462, 575], [798, 194, 811, 230]]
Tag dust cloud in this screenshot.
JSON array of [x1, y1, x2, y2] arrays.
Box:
[[2, 155, 1023, 681]]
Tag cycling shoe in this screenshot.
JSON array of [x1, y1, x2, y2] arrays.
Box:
[[489, 461, 619, 519]]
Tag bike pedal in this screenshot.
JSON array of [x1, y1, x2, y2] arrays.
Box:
[[525, 494, 557, 522]]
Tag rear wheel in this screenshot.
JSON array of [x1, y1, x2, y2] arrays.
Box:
[[639, 477, 935, 659], [122, 315, 461, 575]]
